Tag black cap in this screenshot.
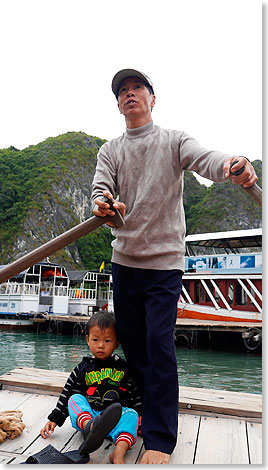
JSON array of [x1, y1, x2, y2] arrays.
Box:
[[112, 68, 154, 98]]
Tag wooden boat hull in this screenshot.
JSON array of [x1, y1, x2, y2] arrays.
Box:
[[178, 303, 262, 323]]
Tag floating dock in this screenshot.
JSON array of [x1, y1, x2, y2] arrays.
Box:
[[0, 367, 262, 464], [33, 314, 262, 333], [31, 315, 262, 351]]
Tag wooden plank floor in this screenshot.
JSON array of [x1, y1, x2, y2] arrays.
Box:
[[0, 368, 262, 464], [0, 367, 262, 419]]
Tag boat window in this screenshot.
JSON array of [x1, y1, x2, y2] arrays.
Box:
[[34, 265, 41, 274], [200, 284, 205, 302], [228, 284, 234, 304], [250, 287, 256, 305], [205, 280, 214, 302], [214, 281, 220, 301], [235, 283, 248, 305], [194, 281, 199, 302], [183, 281, 190, 294], [55, 277, 68, 287]]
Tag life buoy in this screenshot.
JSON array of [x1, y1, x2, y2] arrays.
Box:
[[74, 290, 85, 298], [102, 303, 108, 310]]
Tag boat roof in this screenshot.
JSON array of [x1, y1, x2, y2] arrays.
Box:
[[67, 271, 89, 282], [0, 261, 67, 280], [67, 270, 111, 282], [185, 228, 262, 249]]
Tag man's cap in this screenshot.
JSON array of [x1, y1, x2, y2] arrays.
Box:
[[112, 69, 154, 98]]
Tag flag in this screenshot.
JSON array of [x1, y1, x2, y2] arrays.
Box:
[[99, 261, 105, 273]]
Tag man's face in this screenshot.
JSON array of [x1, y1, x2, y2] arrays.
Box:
[[117, 77, 156, 120]]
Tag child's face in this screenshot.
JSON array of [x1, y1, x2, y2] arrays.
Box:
[[86, 325, 119, 360]]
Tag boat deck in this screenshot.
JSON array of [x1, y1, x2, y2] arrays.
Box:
[[0, 367, 262, 464]]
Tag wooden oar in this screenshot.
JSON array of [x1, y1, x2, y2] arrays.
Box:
[[241, 184, 262, 206], [230, 161, 262, 207], [0, 198, 124, 284]]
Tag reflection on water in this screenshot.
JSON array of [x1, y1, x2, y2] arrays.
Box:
[[0, 331, 262, 394], [176, 347, 262, 394]]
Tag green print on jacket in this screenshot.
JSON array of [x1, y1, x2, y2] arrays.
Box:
[[85, 368, 125, 385]]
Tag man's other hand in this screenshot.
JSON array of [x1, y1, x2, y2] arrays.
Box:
[[223, 156, 258, 188]]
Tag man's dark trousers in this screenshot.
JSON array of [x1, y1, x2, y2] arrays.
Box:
[[112, 263, 182, 454]]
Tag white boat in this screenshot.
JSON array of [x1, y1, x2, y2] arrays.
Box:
[[67, 270, 113, 315], [0, 261, 69, 327]]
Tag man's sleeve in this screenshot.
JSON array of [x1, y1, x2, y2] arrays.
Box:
[[47, 364, 83, 426], [91, 143, 117, 207], [179, 132, 232, 182]]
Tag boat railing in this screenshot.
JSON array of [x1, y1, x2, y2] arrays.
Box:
[[98, 291, 109, 301], [68, 288, 97, 300], [53, 286, 69, 297], [68, 288, 111, 301], [0, 283, 40, 296]]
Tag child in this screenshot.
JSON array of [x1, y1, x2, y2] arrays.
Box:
[[40, 311, 142, 464]]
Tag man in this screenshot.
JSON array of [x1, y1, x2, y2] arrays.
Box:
[[91, 69, 258, 464]]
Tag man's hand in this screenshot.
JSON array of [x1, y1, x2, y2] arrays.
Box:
[[223, 156, 258, 188], [93, 190, 126, 227], [40, 421, 57, 438]]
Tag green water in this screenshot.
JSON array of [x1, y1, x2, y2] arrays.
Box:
[[0, 331, 262, 394]]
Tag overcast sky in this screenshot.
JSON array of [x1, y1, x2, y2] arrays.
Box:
[[0, 0, 262, 184]]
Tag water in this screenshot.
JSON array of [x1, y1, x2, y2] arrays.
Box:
[[0, 331, 262, 394]]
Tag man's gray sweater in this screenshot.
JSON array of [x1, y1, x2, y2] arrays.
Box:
[[91, 121, 230, 271]]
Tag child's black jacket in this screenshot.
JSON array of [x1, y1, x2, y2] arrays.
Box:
[[48, 354, 142, 426]]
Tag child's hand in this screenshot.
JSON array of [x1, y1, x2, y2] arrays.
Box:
[[40, 421, 57, 438]]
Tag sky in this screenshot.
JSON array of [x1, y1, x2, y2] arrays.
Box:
[[0, 0, 263, 185]]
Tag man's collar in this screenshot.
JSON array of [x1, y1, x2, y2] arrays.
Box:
[[126, 121, 154, 138]]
